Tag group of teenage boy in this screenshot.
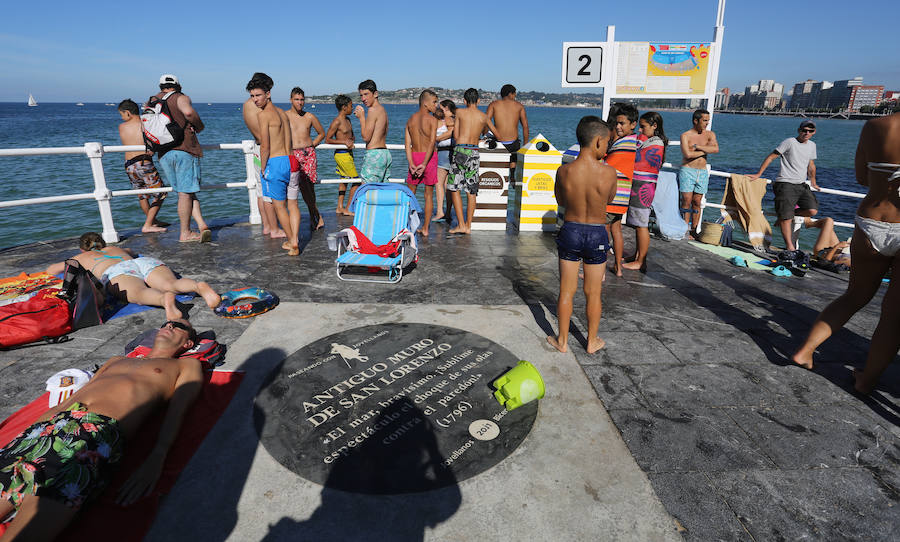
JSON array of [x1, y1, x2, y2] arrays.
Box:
[[116, 74, 532, 253]]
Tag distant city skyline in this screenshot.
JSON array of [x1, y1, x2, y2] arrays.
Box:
[[2, 0, 897, 103]]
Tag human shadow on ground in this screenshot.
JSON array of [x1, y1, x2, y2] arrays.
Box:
[[653, 267, 899, 427], [260, 398, 462, 542], [145, 347, 284, 542], [498, 254, 589, 350]]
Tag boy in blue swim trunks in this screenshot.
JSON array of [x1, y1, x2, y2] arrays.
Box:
[[0, 318, 202, 539], [547, 116, 617, 355], [354, 79, 392, 183], [249, 74, 299, 255], [678, 109, 719, 235]]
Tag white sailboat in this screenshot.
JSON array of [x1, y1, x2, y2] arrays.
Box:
[[27, 94, 37, 107]]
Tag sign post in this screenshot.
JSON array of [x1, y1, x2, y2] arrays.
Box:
[[560, 0, 726, 126]]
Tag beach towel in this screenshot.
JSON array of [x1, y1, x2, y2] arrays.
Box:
[[341, 226, 415, 257], [652, 171, 689, 240], [604, 134, 638, 215], [724, 174, 773, 250], [0, 272, 61, 306], [0, 371, 244, 540]]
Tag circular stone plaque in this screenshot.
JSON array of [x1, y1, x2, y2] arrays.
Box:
[[255, 323, 538, 494]]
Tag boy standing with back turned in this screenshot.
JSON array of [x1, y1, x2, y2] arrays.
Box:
[[326, 95, 359, 215], [547, 116, 617, 354], [404, 89, 439, 237], [117, 99, 168, 233]]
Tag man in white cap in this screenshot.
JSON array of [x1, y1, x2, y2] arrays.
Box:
[[749, 120, 821, 251], [153, 74, 211, 243]]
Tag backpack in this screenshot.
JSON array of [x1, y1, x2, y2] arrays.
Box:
[[0, 290, 72, 349], [59, 259, 105, 330], [141, 91, 185, 154], [777, 249, 811, 277]]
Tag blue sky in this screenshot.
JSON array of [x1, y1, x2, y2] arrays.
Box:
[[2, 0, 896, 102]]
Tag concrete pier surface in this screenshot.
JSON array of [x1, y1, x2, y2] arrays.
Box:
[[0, 214, 896, 541]]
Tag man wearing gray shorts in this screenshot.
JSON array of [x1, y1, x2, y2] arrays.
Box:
[[749, 120, 821, 251]]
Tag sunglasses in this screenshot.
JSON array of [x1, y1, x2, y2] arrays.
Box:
[[160, 320, 197, 341], [800, 129, 816, 133]]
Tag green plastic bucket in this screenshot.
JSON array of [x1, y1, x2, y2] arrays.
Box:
[[492, 360, 545, 411]]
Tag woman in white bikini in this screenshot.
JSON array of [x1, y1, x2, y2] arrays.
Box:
[[45, 232, 221, 320], [793, 113, 900, 394]]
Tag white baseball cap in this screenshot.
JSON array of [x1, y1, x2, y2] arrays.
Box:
[[159, 74, 179, 85]]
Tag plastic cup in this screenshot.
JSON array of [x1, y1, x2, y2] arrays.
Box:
[[327, 233, 338, 251], [492, 360, 545, 411]]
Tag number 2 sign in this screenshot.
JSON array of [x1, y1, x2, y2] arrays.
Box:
[[562, 43, 604, 87]]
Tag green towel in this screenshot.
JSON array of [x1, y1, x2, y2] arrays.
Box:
[[688, 241, 772, 271]]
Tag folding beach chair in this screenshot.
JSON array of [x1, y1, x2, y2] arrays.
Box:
[[331, 183, 422, 283]]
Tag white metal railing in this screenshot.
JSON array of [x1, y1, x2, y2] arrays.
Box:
[[0, 141, 407, 243], [1, 139, 866, 246]]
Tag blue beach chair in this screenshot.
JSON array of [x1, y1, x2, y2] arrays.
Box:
[[331, 183, 422, 283]]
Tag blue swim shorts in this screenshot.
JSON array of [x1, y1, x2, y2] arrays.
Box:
[[678, 166, 710, 195], [261, 155, 291, 201], [556, 221, 609, 265], [157, 150, 201, 194]]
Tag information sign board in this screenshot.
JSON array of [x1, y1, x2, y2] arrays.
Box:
[[615, 42, 711, 96]]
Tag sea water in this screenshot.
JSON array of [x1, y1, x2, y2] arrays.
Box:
[[0, 102, 865, 250]]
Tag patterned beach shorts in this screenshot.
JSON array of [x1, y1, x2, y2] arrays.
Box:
[[0, 402, 124, 510], [125, 155, 166, 205], [448, 145, 480, 195], [359, 148, 392, 183], [291, 147, 318, 184]]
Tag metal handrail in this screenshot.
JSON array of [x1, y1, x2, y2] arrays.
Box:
[[1, 139, 867, 245]]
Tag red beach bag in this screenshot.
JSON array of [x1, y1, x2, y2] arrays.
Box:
[[0, 290, 72, 349]]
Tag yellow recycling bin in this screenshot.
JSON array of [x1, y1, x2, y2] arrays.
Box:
[[512, 134, 563, 232]]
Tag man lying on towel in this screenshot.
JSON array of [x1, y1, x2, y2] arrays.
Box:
[[0, 318, 202, 541]]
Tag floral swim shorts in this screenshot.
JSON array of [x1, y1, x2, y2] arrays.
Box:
[[447, 144, 480, 195], [0, 402, 124, 510], [125, 154, 166, 206]]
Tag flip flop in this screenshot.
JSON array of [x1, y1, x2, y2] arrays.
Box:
[[729, 256, 748, 267], [179, 234, 202, 243], [770, 265, 792, 277], [200, 229, 212, 243]]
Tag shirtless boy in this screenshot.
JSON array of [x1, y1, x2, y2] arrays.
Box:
[[286, 88, 325, 232], [547, 116, 617, 354], [447, 88, 502, 234], [354, 79, 392, 183], [679, 109, 719, 233], [0, 318, 202, 540], [117, 99, 167, 233], [242, 73, 283, 239], [326, 95, 359, 215], [404, 89, 439, 236], [249, 76, 298, 256], [486, 83, 529, 170]]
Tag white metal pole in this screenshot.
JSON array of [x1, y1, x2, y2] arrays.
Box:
[[601, 25, 616, 121], [85, 142, 119, 243], [242, 139, 262, 225], [706, 0, 726, 129]]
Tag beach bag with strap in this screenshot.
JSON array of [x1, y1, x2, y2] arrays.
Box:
[[0, 289, 72, 349], [141, 91, 184, 153], [59, 259, 105, 331]]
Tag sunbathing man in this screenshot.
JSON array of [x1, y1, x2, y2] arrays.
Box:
[[547, 116, 617, 354], [354, 79, 391, 183], [404, 89, 439, 237], [0, 318, 203, 540], [45, 232, 220, 319]]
